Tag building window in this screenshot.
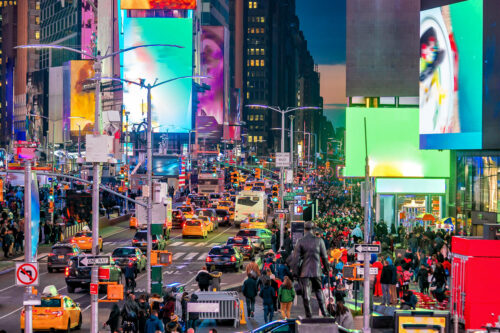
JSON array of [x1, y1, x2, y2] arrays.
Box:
[[248, 136, 253, 143], [260, 60, 265, 66], [250, 48, 255, 55], [35, 31, 40, 40], [250, 59, 255, 66], [259, 136, 263, 142], [249, 115, 254, 121]]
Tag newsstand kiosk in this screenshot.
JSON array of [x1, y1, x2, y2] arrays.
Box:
[[451, 234, 500, 331]]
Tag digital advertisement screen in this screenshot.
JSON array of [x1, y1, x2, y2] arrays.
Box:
[[123, 18, 193, 133], [196, 26, 225, 140], [152, 156, 180, 176], [69, 60, 95, 135], [419, 0, 483, 149], [345, 107, 450, 178], [121, 0, 196, 10]]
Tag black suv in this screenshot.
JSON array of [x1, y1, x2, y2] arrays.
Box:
[[216, 209, 231, 226], [65, 256, 122, 293], [172, 209, 187, 229], [47, 243, 82, 273], [226, 237, 254, 259]]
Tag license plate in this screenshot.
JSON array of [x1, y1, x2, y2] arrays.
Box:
[[79, 240, 85, 243], [58, 255, 65, 259]]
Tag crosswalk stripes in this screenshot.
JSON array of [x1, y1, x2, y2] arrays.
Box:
[[192, 242, 205, 247], [183, 252, 198, 260], [169, 251, 209, 261], [172, 252, 186, 260], [169, 242, 182, 246], [197, 253, 208, 261]]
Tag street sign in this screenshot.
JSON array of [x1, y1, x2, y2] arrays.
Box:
[[23, 293, 41, 306], [285, 169, 294, 184], [354, 244, 381, 254], [284, 194, 295, 201], [357, 267, 379, 276], [275, 209, 289, 214], [78, 255, 111, 267], [90, 283, 98, 295], [16, 263, 39, 286], [276, 153, 290, 167]]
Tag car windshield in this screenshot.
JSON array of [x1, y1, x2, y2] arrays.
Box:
[[52, 247, 73, 255], [219, 201, 232, 206], [186, 220, 201, 226], [36, 298, 61, 307], [197, 210, 212, 217], [227, 238, 249, 245], [180, 207, 192, 213], [209, 247, 235, 255], [237, 197, 259, 207], [216, 209, 229, 216], [134, 232, 149, 241], [236, 230, 257, 237], [75, 232, 91, 237], [199, 216, 209, 222], [112, 248, 136, 257], [210, 194, 221, 199]]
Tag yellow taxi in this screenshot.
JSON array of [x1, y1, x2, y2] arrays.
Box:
[[240, 217, 267, 229], [229, 207, 235, 221], [21, 286, 82, 332], [198, 216, 214, 232], [182, 219, 208, 239], [244, 182, 254, 191], [179, 205, 195, 219], [70, 230, 103, 252], [217, 200, 233, 210], [130, 215, 138, 228]]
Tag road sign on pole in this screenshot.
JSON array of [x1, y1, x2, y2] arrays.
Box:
[[78, 255, 111, 267], [276, 153, 290, 167], [354, 244, 381, 254], [90, 283, 98, 295], [275, 209, 289, 214], [16, 263, 39, 286]]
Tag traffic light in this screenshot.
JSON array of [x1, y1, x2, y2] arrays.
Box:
[[272, 185, 279, 203], [231, 171, 239, 187], [326, 161, 330, 169], [254, 168, 261, 179], [49, 187, 54, 201], [212, 167, 217, 177], [119, 166, 125, 178]]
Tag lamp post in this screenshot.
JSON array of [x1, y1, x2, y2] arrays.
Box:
[[16, 43, 183, 333], [165, 125, 197, 193], [246, 105, 320, 250], [90, 75, 206, 295], [68, 116, 86, 157]]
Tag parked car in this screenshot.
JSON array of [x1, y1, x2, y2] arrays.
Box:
[[47, 243, 82, 273]]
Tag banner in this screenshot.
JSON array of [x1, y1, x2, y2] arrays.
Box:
[[31, 172, 40, 259]]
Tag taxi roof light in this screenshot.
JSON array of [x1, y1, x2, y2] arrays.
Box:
[[42, 285, 59, 297]]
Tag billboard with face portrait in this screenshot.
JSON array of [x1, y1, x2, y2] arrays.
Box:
[[69, 60, 95, 136], [121, 0, 196, 9], [196, 26, 225, 140]]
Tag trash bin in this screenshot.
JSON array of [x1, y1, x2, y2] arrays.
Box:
[[151, 282, 163, 295], [152, 266, 162, 283]]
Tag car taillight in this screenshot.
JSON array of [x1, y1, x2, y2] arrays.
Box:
[[52, 311, 64, 317], [132, 239, 138, 243], [230, 256, 237, 262], [206, 256, 212, 262], [64, 267, 70, 277], [70, 239, 76, 243], [152, 239, 158, 243], [130, 257, 138, 261], [225, 216, 228, 220], [48, 253, 55, 256], [244, 245, 252, 249]]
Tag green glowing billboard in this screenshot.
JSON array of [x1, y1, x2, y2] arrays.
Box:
[[345, 107, 450, 178]]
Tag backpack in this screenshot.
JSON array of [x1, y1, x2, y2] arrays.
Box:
[[262, 261, 272, 273]]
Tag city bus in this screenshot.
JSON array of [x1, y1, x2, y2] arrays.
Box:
[[234, 190, 268, 227], [198, 172, 225, 194]]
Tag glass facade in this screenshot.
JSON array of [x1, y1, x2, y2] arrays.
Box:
[[456, 154, 500, 231]]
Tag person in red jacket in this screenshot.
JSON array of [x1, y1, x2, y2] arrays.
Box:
[[373, 257, 383, 297]]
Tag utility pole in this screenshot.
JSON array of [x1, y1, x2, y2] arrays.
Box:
[[24, 160, 32, 333], [289, 115, 294, 180], [363, 117, 371, 333], [279, 111, 285, 250], [146, 85, 153, 295]]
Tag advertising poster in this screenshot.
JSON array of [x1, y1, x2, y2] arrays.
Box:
[[121, 0, 196, 9], [69, 60, 95, 136], [31, 172, 40, 259], [196, 26, 225, 140], [123, 18, 193, 133], [419, 0, 483, 149]]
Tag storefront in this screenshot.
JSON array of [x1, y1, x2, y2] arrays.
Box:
[[375, 178, 447, 231]]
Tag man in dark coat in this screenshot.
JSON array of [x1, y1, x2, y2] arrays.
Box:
[[291, 221, 330, 318], [195, 266, 213, 291]]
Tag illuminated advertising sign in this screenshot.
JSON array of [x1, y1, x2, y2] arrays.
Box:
[[345, 107, 450, 178], [419, 0, 483, 149], [69, 60, 95, 135], [196, 26, 225, 140], [121, 0, 196, 9], [123, 18, 193, 133], [81, 2, 96, 59]]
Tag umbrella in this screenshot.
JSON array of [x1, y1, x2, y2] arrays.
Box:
[[440, 217, 455, 225], [416, 213, 435, 221]]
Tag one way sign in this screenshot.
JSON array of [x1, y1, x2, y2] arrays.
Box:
[[78, 255, 110, 267], [354, 244, 381, 254]]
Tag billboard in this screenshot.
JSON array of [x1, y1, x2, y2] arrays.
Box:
[[123, 18, 193, 133], [121, 0, 196, 9], [346, 0, 420, 97], [345, 107, 450, 178], [419, 0, 483, 149], [196, 26, 225, 140], [152, 156, 180, 176], [68, 60, 95, 136], [81, 1, 96, 59]]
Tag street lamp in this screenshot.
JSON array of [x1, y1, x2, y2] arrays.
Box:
[[16, 43, 183, 333], [68, 116, 86, 158], [246, 105, 320, 251], [90, 75, 206, 295], [28, 113, 57, 170]]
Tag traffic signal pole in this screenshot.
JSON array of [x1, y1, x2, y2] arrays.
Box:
[[279, 111, 285, 251], [363, 117, 372, 333], [24, 160, 33, 333]]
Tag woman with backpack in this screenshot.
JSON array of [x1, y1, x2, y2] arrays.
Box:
[[277, 276, 295, 319]]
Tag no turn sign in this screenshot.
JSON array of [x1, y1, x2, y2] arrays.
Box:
[[16, 263, 39, 286]]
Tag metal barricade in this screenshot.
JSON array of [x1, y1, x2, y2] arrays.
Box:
[[63, 222, 88, 240], [187, 291, 241, 328]]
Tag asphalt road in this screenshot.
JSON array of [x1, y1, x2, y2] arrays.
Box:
[[0, 221, 249, 332]]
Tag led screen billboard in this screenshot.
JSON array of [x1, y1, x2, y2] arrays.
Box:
[[152, 156, 180, 176], [345, 107, 450, 178], [419, 0, 483, 149], [123, 18, 193, 133], [121, 0, 196, 9], [196, 26, 225, 140], [69, 60, 95, 135]]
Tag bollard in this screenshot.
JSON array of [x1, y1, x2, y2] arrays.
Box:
[[239, 299, 246, 325]]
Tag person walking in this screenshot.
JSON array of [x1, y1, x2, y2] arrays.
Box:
[[335, 299, 354, 329], [145, 309, 164, 333], [104, 304, 121, 333], [380, 260, 393, 306], [124, 262, 136, 294], [246, 258, 261, 279], [417, 265, 430, 294], [195, 266, 213, 291], [259, 279, 275, 323], [373, 257, 383, 297], [277, 276, 295, 319], [242, 274, 258, 318]]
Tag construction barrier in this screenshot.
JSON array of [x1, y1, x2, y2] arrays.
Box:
[[63, 222, 88, 240], [187, 291, 241, 328]]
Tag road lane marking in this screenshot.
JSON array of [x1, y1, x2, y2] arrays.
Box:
[[83, 295, 107, 312], [197, 253, 208, 261], [172, 252, 186, 260], [193, 243, 204, 247], [169, 242, 182, 247], [184, 252, 198, 260], [0, 306, 23, 320]]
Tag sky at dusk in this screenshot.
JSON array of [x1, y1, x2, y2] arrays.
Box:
[[296, 0, 346, 128]]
